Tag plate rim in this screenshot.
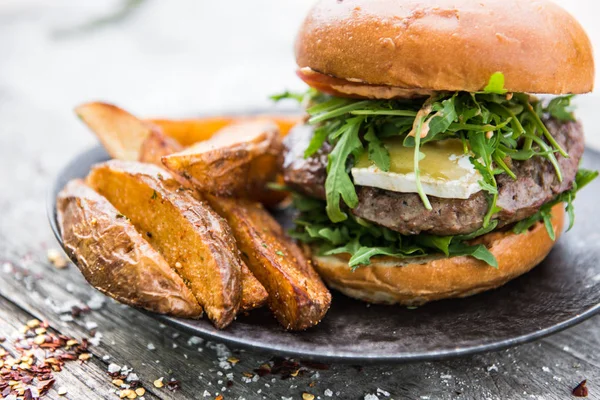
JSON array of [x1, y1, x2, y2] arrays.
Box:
[[48, 145, 600, 364]]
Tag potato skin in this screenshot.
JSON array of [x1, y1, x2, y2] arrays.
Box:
[[162, 120, 284, 200], [206, 195, 331, 330], [57, 179, 203, 318], [86, 160, 243, 329], [75, 102, 153, 161], [139, 127, 184, 165]]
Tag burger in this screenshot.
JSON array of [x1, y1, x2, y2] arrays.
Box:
[[274, 0, 598, 305]]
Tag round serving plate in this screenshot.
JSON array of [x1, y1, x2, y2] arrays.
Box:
[[49, 143, 600, 364]]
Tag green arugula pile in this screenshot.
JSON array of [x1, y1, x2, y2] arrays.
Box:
[[274, 73, 598, 268]]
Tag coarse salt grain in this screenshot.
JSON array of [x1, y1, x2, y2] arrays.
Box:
[[108, 363, 121, 373]]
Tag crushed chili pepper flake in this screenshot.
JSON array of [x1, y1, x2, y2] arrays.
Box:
[[26, 320, 40, 329], [573, 380, 589, 397], [153, 378, 164, 388], [227, 357, 240, 365], [78, 353, 92, 361], [302, 393, 315, 400], [166, 379, 181, 392], [309, 381, 316, 387], [215, 395, 224, 400], [23, 388, 34, 400]]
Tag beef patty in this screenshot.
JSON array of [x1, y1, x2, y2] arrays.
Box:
[[283, 119, 585, 236]]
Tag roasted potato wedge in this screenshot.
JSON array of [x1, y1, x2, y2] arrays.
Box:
[[139, 127, 184, 165], [76, 102, 153, 161], [136, 130, 269, 311], [162, 120, 284, 199], [57, 179, 203, 319], [87, 160, 243, 328], [240, 263, 269, 312], [147, 115, 301, 146], [205, 195, 331, 330]]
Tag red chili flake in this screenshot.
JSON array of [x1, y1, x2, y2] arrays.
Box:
[[23, 388, 34, 400], [226, 380, 234, 388], [2, 387, 10, 397], [71, 306, 82, 318], [37, 378, 55, 393], [166, 380, 181, 392], [270, 357, 302, 379], [254, 364, 272, 377], [573, 380, 589, 397]]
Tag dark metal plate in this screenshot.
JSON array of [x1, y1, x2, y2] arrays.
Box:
[[48, 145, 600, 363]]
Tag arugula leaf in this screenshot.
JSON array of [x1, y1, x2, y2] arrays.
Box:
[[412, 112, 432, 210], [270, 90, 305, 102], [364, 126, 391, 171], [325, 118, 364, 222], [304, 125, 330, 158], [545, 95, 576, 122], [449, 243, 498, 268], [416, 235, 453, 256], [513, 168, 598, 236], [483, 72, 508, 94]]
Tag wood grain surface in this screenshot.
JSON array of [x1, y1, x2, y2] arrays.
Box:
[[0, 1, 598, 399]]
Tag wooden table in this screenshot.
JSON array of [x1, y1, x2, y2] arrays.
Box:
[[0, 1, 598, 399]]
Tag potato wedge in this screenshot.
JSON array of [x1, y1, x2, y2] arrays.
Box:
[[57, 179, 203, 319], [162, 120, 284, 199], [136, 130, 269, 311], [139, 126, 184, 165], [76, 102, 153, 161], [205, 195, 331, 330], [240, 263, 268, 312], [87, 160, 243, 328], [147, 115, 301, 146]]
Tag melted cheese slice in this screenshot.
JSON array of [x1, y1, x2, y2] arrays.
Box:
[[351, 138, 482, 199]]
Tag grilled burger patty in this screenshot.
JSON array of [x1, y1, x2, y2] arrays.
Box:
[[283, 119, 585, 236]]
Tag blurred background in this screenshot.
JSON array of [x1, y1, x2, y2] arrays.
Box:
[[0, 0, 598, 170]]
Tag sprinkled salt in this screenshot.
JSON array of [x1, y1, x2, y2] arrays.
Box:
[[108, 363, 121, 373]]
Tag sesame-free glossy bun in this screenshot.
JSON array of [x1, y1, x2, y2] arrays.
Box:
[[295, 0, 594, 96], [311, 205, 565, 305]]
